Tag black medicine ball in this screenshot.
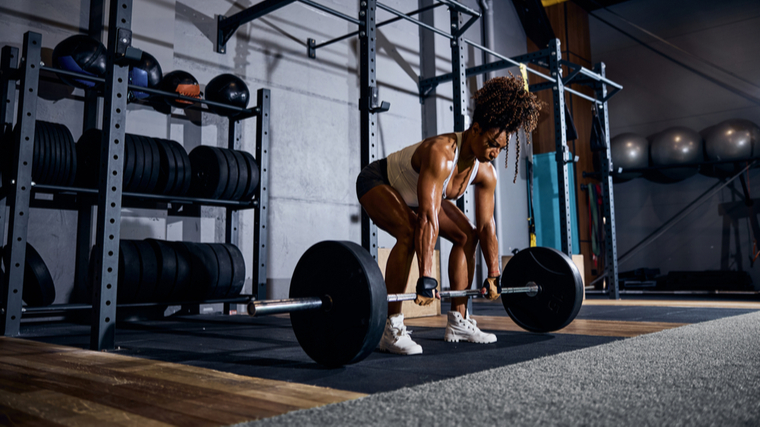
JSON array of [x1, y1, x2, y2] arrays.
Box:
[[52, 34, 107, 89], [160, 70, 200, 108], [129, 51, 163, 100], [205, 73, 250, 116]]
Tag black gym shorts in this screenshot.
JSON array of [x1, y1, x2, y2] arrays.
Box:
[[356, 158, 390, 200]]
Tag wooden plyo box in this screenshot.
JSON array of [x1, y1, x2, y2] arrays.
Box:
[[501, 253, 585, 300], [377, 248, 441, 318]]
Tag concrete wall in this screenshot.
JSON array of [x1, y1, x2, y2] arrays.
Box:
[[1, 0, 530, 305], [589, 0, 760, 287]]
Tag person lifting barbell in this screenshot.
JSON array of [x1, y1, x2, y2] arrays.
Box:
[[355, 75, 542, 355]]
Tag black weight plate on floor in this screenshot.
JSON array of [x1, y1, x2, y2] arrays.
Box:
[[133, 240, 159, 303], [290, 241, 387, 367], [501, 246, 583, 333], [147, 239, 177, 302], [118, 240, 141, 304], [230, 150, 248, 201], [75, 128, 101, 187], [239, 150, 259, 201], [219, 148, 238, 200], [123, 134, 137, 191], [155, 138, 177, 195], [1, 244, 56, 307], [209, 243, 233, 299], [141, 136, 161, 194], [223, 244, 246, 298], [168, 241, 192, 301], [189, 146, 227, 199], [130, 133, 148, 192]]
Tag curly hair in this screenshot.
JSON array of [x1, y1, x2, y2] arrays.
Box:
[[471, 74, 541, 182]]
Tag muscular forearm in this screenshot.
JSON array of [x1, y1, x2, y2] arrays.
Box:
[[415, 214, 439, 278], [478, 221, 500, 276]]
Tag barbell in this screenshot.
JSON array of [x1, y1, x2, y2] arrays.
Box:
[[248, 240, 584, 368]]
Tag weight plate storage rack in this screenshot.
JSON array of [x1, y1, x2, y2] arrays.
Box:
[[0, 0, 270, 350]]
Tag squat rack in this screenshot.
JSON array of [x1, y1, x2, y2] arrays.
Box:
[[216, 0, 623, 297]]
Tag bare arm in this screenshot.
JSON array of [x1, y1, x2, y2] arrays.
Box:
[[475, 163, 501, 277], [415, 142, 452, 278]]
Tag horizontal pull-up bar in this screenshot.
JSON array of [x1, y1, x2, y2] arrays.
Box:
[[311, 2, 446, 51], [560, 60, 623, 90], [299, 0, 363, 27], [376, 2, 454, 40], [437, 0, 480, 17]]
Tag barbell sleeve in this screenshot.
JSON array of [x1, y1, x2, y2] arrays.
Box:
[[249, 284, 540, 317]]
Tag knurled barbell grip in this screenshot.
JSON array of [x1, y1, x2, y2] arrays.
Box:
[[248, 284, 539, 317]]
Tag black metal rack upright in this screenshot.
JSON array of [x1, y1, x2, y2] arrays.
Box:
[[0, 0, 270, 349]]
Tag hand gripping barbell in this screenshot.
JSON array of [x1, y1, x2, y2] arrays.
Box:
[[248, 241, 584, 368]]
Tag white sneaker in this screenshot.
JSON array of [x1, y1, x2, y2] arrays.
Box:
[[377, 313, 423, 355], [444, 311, 497, 344]]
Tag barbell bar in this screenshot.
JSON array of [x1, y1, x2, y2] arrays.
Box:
[[248, 285, 540, 316], [256, 240, 583, 368]]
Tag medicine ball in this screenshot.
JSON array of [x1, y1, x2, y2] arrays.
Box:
[[52, 34, 107, 89], [205, 73, 250, 116], [160, 70, 200, 108], [610, 132, 649, 182], [129, 51, 162, 100], [648, 126, 703, 182]]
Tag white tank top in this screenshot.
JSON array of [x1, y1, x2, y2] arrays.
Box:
[[386, 132, 479, 207]]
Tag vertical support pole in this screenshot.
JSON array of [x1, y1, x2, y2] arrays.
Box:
[[419, 0, 437, 139], [548, 38, 572, 256], [225, 118, 241, 313], [0, 46, 19, 251], [76, 0, 104, 301], [90, 0, 131, 350], [253, 88, 270, 300], [594, 62, 619, 299], [359, 0, 379, 260], [1, 33, 40, 336], [450, 9, 468, 214]]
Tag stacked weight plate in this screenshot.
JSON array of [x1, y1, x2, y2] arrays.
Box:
[[0, 243, 56, 307], [189, 146, 259, 200], [89, 240, 245, 304], [76, 130, 192, 195], [2, 121, 77, 187]]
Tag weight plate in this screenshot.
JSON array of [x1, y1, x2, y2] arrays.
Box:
[[177, 142, 193, 196], [189, 146, 227, 199], [61, 123, 77, 186], [239, 150, 260, 201], [501, 247, 583, 333], [48, 122, 63, 186], [130, 132, 147, 192], [133, 240, 159, 303], [123, 134, 137, 191], [141, 136, 161, 194], [219, 147, 239, 200], [39, 121, 53, 185], [209, 243, 233, 299], [224, 244, 245, 298], [164, 139, 184, 195], [1, 243, 56, 307], [155, 138, 177, 195], [192, 243, 220, 300], [290, 241, 387, 367], [230, 150, 248, 201], [168, 241, 192, 302], [118, 240, 141, 304], [147, 239, 177, 302], [31, 122, 42, 183], [50, 122, 68, 186], [75, 128, 101, 187]]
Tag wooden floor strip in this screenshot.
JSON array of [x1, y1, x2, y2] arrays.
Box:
[[405, 315, 687, 337], [581, 299, 760, 309], [0, 337, 365, 426]]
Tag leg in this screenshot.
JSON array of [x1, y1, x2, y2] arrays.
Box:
[[359, 185, 417, 315], [439, 200, 479, 317]]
